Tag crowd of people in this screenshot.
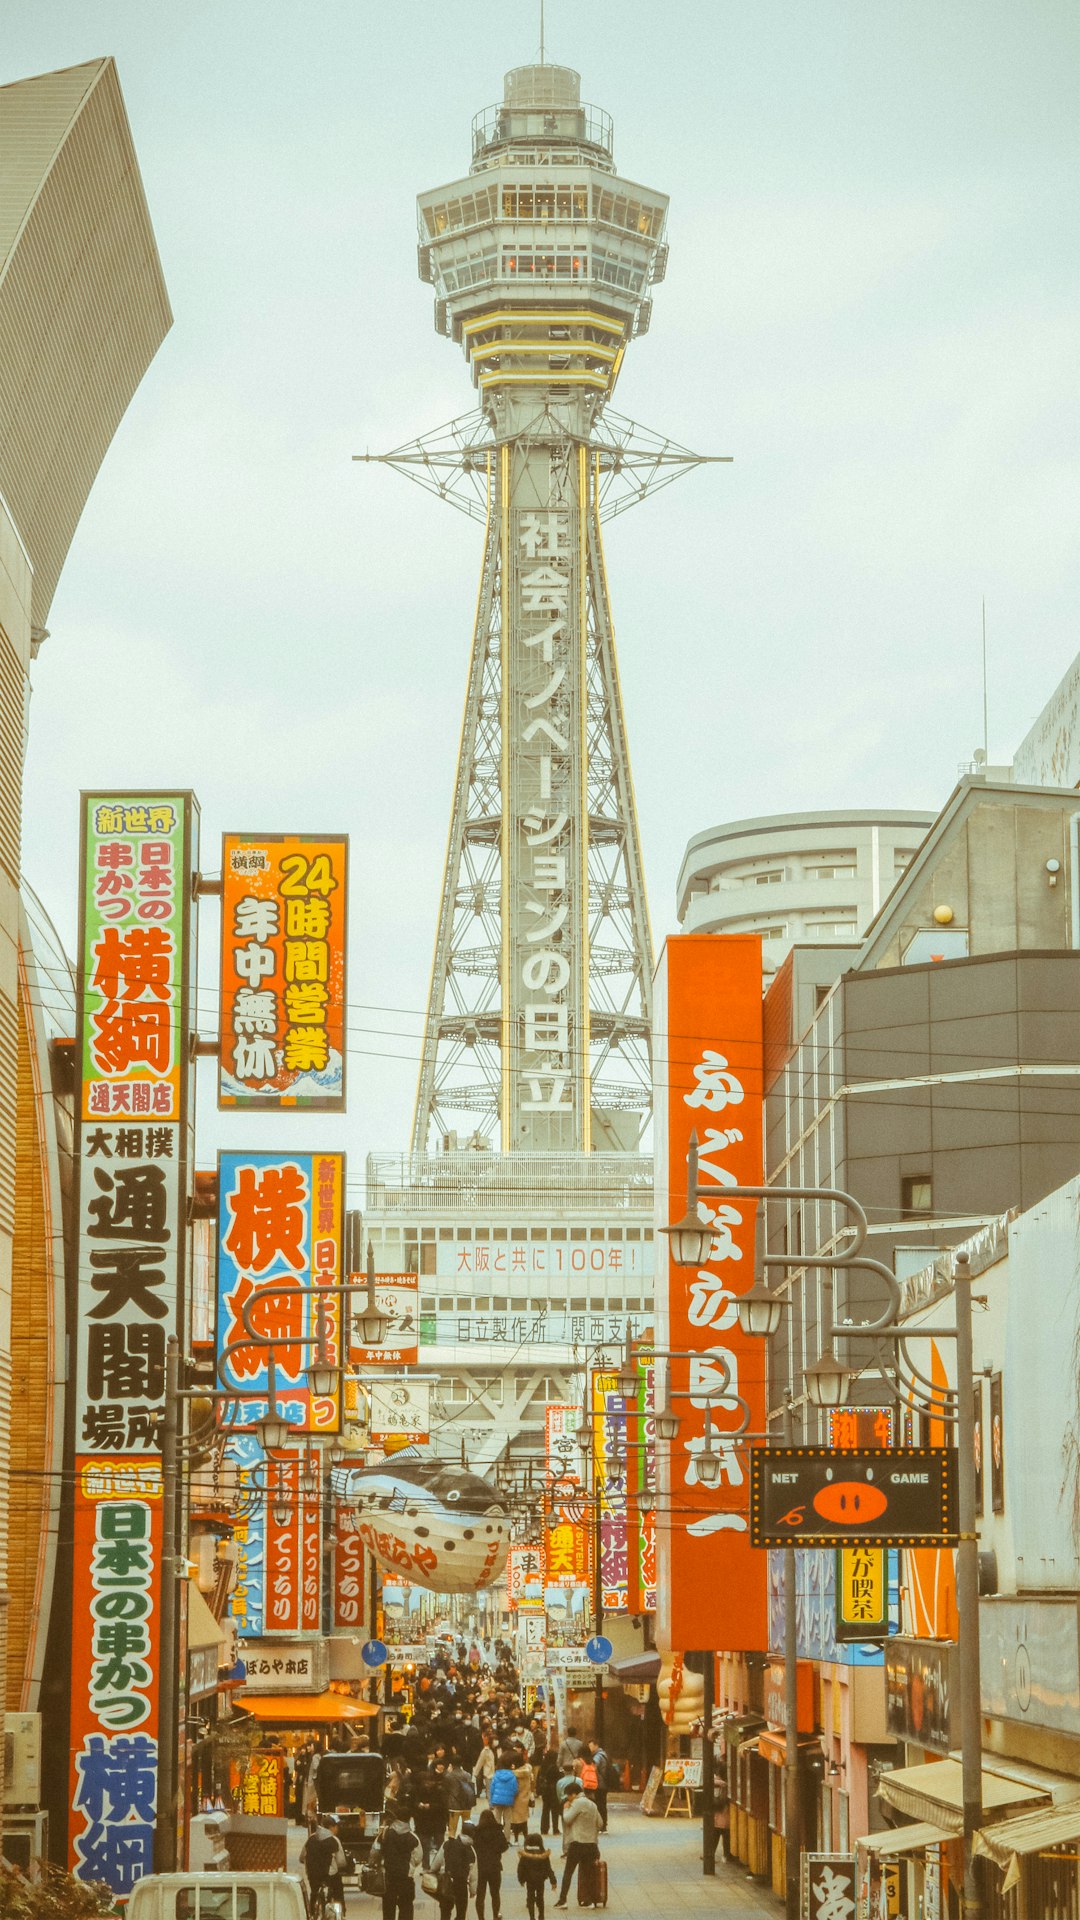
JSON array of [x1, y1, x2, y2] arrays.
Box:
[[300, 1640, 614, 1920]]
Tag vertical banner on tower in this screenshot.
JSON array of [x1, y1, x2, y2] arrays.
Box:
[[70, 792, 196, 1894], [264, 1454, 301, 1635], [592, 1372, 629, 1611], [216, 1149, 345, 1433], [654, 934, 767, 1652], [228, 1432, 266, 1639], [219, 832, 348, 1111], [543, 1404, 592, 1588]]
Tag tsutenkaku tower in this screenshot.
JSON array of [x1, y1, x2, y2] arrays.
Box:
[[377, 62, 707, 1155]]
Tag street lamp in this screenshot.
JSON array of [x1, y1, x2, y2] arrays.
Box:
[[735, 1282, 786, 1341], [354, 1240, 392, 1347], [802, 1353, 857, 1410], [661, 1201, 714, 1269], [254, 1411, 293, 1452]]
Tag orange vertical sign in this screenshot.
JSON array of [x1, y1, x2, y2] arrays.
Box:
[[219, 833, 348, 1110], [654, 935, 768, 1653]]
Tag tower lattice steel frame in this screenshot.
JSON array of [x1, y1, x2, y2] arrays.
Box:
[[360, 62, 719, 1155]]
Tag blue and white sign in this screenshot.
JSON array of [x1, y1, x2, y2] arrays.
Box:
[[361, 1639, 389, 1669], [585, 1635, 613, 1665]]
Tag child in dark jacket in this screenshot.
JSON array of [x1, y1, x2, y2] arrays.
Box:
[[517, 1834, 558, 1920]]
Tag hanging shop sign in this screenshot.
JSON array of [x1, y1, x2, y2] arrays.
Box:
[[219, 832, 348, 1111], [592, 1371, 629, 1611], [835, 1547, 889, 1643], [231, 1753, 285, 1817], [884, 1637, 959, 1754], [351, 1273, 419, 1366], [544, 1403, 592, 1588], [506, 1545, 544, 1609], [802, 1854, 857, 1920], [750, 1449, 957, 1548], [216, 1148, 345, 1433], [70, 791, 196, 1897], [241, 1638, 329, 1693], [654, 934, 767, 1652], [369, 1379, 431, 1446], [332, 1503, 365, 1631], [626, 1348, 657, 1615]]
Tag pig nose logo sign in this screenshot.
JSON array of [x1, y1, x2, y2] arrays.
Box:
[[812, 1467, 888, 1526]]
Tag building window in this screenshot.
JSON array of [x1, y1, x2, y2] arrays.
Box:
[[753, 924, 788, 940], [901, 1174, 933, 1215], [754, 869, 786, 885], [805, 919, 858, 938], [806, 862, 857, 881]]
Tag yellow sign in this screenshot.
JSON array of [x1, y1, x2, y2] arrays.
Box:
[[836, 1545, 886, 1639]]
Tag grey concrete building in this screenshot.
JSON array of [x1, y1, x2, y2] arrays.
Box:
[[761, 777, 1080, 1427], [676, 809, 935, 979]]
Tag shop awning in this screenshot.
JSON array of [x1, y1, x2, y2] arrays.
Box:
[[723, 1714, 765, 1746], [239, 1693, 380, 1723], [975, 1801, 1080, 1871], [878, 1760, 1050, 1834], [755, 1732, 823, 1768], [858, 1823, 957, 1858], [607, 1651, 661, 1683], [188, 1582, 229, 1655]]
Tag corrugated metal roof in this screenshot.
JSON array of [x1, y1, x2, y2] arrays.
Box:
[[0, 59, 102, 267], [975, 1801, 1080, 1870]]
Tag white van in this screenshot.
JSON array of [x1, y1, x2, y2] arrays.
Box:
[[127, 1874, 308, 1920]]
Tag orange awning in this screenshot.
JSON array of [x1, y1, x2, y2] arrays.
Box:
[[239, 1693, 379, 1723]]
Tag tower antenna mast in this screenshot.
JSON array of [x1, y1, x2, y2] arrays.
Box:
[[539, 0, 545, 63]]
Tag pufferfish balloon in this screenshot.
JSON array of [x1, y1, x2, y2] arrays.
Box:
[[330, 1448, 510, 1594]]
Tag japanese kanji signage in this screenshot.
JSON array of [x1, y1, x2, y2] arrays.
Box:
[[241, 1638, 329, 1692], [653, 934, 767, 1652], [592, 1371, 629, 1611], [543, 1403, 592, 1588], [70, 793, 195, 1895], [216, 1149, 345, 1433], [802, 1854, 857, 1920], [626, 1347, 657, 1615], [231, 1752, 284, 1816], [219, 832, 348, 1110], [332, 1505, 365, 1631], [227, 1432, 266, 1638], [369, 1380, 431, 1446], [750, 1449, 958, 1548], [835, 1548, 888, 1643], [261, 1450, 324, 1637], [506, 1545, 544, 1610], [350, 1273, 419, 1366], [69, 1460, 164, 1894]]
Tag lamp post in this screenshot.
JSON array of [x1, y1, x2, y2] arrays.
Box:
[[670, 1139, 985, 1920]]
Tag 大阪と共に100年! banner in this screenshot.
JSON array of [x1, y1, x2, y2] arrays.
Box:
[[219, 833, 348, 1110], [653, 933, 768, 1653], [70, 792, 197, 1894], [216, 1149, 345, 1433]]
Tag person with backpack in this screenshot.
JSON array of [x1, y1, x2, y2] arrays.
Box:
[[429, 1827, 477, 1920], [445, 1758, 477, 1836], [372, 1811, 422, 1920], [516, 1834, 558, 1920], [487, 1755, 518, 1839], [471, 1809, 509, 1920], [300, 1815, 347, 1917], [585, 1743, 610, 1833]]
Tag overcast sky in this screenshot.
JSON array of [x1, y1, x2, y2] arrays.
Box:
[[8, 0, 1080, 1172]]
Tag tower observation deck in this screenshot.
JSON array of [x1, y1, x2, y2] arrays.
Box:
[[390, 63, 695, 1155]]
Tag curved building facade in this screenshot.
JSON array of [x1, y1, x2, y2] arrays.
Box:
[[676, 809, 935, 977]]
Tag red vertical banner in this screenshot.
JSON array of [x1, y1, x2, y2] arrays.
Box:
[[264, 1454, 301, 1634], [301, 1453, 322, 1633], [654, 934, 768, 1653], [332, 1507, 365, 1631]]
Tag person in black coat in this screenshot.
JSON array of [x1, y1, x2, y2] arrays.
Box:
[[470, 1810, 509, 1920]]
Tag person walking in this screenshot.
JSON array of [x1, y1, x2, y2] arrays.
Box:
[[588, 1742, 610, 1834], [510, 1758, 533, 1844], [536, 1750, 562, 1838], [487, 1756, 518, 1840], [553, 1783, 602, 1910], [471, 1809, 509, 1920], [415, 1762, 450, 1867], [445, 1759, 476, 1837], [472, 1731, 497, 1800], [429, 1828, 477, 1920], [516, 1834, 558, 1920], [372, 1811, 422, 1920], [300, 1815, 347, 1917], [556, 1729, 582, 1772]]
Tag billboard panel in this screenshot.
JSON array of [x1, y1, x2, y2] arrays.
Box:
[[370, 1380, 431, 1446], [626, 1347, 657, 1615], [219, 833, 347, 1110], [228, 1433, 266, 1639], [70, 792, 195, 1894], [654, 934, 767, 1652], [543, 1404, 592, 1588], [216, 1149, 345, 1433], [331, 1508, 365, 1631], [351, 1274, 419, 1366]]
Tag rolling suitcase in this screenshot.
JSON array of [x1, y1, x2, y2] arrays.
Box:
[[577, 1853, 608, 1908]]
